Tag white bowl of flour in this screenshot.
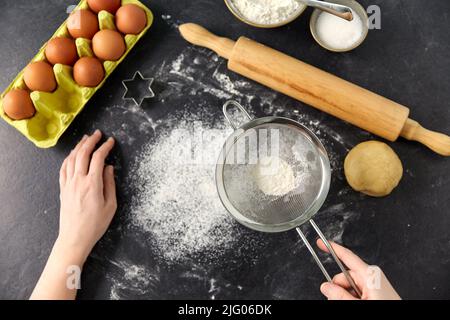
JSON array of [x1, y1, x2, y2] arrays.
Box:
[[225, 0, 308, 28]]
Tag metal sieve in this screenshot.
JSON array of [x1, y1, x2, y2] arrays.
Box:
[[216, 100, 361, 297]]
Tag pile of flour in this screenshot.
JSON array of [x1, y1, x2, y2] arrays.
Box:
[[129, 110, 241, 263], [231, 0, 303, 25], [253, 156, 296, 197]]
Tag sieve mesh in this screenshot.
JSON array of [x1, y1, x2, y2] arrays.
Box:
[[221, 123, 325, 226]]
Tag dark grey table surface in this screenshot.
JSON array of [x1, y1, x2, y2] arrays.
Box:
[[0, 0, 449, 300]]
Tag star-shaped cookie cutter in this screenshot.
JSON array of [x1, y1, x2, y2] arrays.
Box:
[[122, 71, 155, 107]]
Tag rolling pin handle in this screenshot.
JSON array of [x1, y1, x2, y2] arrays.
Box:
[[401, 119, 450, 156], [179, 23, 235, 59]]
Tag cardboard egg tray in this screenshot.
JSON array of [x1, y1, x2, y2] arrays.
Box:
[[0, 0, 154, 148]]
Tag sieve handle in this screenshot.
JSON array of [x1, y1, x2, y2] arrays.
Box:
[[296, 227, 332, 282], [297, 220, 362, 298], [223, 100, 253, 130]]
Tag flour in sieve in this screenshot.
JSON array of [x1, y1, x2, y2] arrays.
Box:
[[253, 156, 296, 197], [129, 110, 240, 263]]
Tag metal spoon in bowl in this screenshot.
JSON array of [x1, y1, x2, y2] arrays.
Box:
[[297, 0, 354, 21]]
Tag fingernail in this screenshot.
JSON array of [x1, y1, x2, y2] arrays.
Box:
[[320, 282, 331, 295], [108, 137, 115, 143], [82, 135, 88, 140], [94, 129, 101, 135]]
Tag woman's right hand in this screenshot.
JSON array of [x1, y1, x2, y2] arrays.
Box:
[[317, 240, 401, 300]]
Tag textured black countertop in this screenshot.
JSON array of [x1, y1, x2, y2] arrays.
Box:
[[0, 0, 449, 300]]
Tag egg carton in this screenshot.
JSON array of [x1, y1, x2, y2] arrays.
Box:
[[0, 0, 154, 148]]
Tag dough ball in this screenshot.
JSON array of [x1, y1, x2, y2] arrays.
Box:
[[344, 141, 403, 197]]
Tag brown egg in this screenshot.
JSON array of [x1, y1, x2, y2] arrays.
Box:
[[67, 9, 99, 40], [73, 57, 105, 87], [24, 61, 57, 92], [92, 30, 126, 61], [2, 89, 35, 120], [45, 37, 78, 66], [115, 4, 147, 35], [87, 0, 121, 14]]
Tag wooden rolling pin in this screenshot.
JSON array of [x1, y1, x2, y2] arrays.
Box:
[[179, 23, 450, 156]]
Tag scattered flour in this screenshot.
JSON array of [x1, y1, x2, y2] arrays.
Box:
[[231, 0, 304, 25], [129, 110, 240, 263], [103, 258, 160, 300], [161, 14, 181, 29], [162, 49, 248, 100]]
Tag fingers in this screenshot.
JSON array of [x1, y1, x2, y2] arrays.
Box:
[[89, 137, 115, 177], [333, 272, 353, 289], [316, 239, 368, 271], [320, 282, 358, 300], [66, 135, 89, 178], [75, 130, 102, 175], [332, 271, 362, 293], [103, 165, 117, 213]]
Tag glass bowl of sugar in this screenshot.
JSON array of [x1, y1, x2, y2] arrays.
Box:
[[310, 0, 368, 52], [224, 0, 308, 28]]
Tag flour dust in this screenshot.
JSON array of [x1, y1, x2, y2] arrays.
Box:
[[106, 259, 160, 300], [128, 110, 243, 263]]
